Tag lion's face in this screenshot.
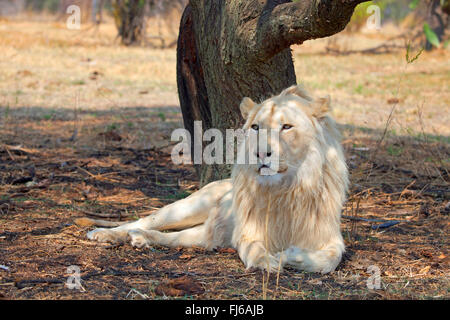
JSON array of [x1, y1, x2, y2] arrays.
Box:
[[237, 85, 331, 186]]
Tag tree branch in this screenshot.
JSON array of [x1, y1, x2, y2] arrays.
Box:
[[247, 0, 369, 60]]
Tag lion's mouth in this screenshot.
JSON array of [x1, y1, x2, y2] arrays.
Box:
[[258, 164, 287, 175]]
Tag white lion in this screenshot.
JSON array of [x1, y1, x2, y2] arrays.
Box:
[[86, 85, 349, 273]]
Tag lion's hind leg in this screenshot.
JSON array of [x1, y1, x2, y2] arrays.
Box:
[[87, 179, 232, 245], [127, 225, 208, 249]]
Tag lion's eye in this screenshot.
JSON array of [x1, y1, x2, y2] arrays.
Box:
[[251, 124, 259, 131], [281, 124, 293, 130]]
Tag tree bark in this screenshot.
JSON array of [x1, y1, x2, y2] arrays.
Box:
[[177, 0, 367, 186], [177, 5, 211, 180]]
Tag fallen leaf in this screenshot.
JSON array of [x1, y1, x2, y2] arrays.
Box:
[[74, 217, 97, 227], [387, 98, 400, 104], [434, 254, 449, 264], [155, 276, 204, 297], [216, 247, 237, 254], [419, 250, 433, 259], [437, 254, 446, 260], [17, 70, 33, 77], [179, 254, 193, 260]]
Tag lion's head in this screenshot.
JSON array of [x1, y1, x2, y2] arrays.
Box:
[[233, 85, 345, 191]]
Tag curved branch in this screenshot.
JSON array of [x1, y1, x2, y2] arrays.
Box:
[[246, 0, 369, 60]]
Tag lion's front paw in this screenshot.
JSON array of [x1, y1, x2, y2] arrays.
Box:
[[249, 254, 284, 273], [281, 246, 304, 260], [128, 229, 152, 249], [87, 228, 124, 244], [274, 251, 288, 264], [275, 246, 304, 269]]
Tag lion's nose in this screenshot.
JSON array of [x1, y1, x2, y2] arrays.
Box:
[[256, 151, 272, 159]]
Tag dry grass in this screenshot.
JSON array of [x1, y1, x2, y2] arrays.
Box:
[[0, 16, 448, 300]]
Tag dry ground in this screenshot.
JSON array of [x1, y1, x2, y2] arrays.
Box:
[[0, 16, 448, 300]]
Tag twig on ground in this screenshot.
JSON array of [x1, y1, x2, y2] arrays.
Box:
[[75, 205, 155, 219], [13, 269, 190, 289], [325, 43, 406, 56], [341, 215, 403, 223], [1, 144, 37, 160], [76, 166, 121, 183]]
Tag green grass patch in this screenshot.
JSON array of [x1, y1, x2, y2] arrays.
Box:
[[71, 80, 86, 85], [166, 190, 191, 201], [106, 123, 119, 131], [386, 145, 403, 156]]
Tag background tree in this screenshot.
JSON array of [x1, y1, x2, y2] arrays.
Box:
[[111, 0, 187, 45], [422, 0, 449, 49], [112, 0, 149, 45], [177, 0, 370, 186]]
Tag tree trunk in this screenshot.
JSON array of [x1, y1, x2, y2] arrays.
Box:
[[425, 0, 449, 50], [112, 0, 149, 45], [177, 0, 367, 186]]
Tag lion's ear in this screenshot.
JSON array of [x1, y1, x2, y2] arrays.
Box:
[[311, 95, 331, 119], [240, 97, 256, 120], [281, 84, 313, 101]]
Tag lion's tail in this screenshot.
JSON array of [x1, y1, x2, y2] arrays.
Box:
[[74, 217, 129, 228]]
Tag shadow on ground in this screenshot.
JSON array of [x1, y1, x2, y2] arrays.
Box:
[[0, 104, 448, 299]]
